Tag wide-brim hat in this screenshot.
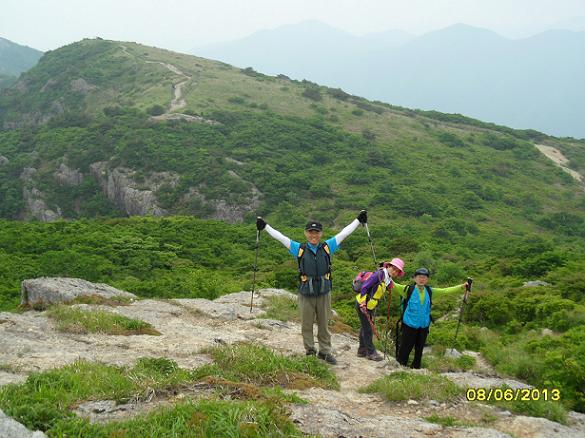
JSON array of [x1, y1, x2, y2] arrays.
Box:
[[384, 257, 405, 277]]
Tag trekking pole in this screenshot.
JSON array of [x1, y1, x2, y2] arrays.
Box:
[[363, 219, 377, 269], [249, 226, 261, 313], [383, 287, 393, 360], [360, 305, 380, 339], [452, 277, 473, 350]]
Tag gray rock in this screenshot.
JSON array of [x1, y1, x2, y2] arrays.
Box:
[[446, 348, 463, 358], [90, 162, 173, 216], [20, 168, 62, 222], [442, 372, 532, 390], [522, 281, 551, 288], [70, 78, 97, 93], [290, 405, 509, 438], [501, 415, 585, 438], [54, 163, 83, 186], [0, 409, 47, 438], [0, 155, 8, 166], [181, 182, 262, 224], [541, 328, 554, 337], [21, 277, 136, 307]]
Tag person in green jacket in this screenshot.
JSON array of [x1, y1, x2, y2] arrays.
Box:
[[394, 267, 471, 369]]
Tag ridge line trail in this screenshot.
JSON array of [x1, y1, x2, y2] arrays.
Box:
[[535, 143, 585, 189], [119, 45, 191, 114]]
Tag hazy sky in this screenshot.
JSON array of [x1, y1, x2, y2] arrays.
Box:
[[2, 0, 584, 52]]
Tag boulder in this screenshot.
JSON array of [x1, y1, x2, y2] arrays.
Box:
[[21, 277, 136, 307], [0, 409, 47, 438], [522, 280, 551, 288]]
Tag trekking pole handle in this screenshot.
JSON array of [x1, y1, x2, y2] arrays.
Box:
[[464, 277, 473, 303], [249, 229, 261, 313]]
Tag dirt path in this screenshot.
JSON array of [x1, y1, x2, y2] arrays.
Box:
[[1, 289, 584, 438], [121, 45, 192, 115], [535, 144, 584, 187]]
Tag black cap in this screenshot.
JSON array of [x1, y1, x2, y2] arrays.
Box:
[[305, 221, 323, 231], [414, 267, 430, 277]]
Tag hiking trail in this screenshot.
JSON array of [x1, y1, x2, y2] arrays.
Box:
[[119, 45, 217, 124], [535, 143, 584, 189], [1, 287, 584, 437]]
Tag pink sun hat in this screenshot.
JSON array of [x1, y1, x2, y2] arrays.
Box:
[[384, 258, 405, 277]]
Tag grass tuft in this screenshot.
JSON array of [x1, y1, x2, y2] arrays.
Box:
[[425, 414, 470, 427], [360, 371, 462, 401], [49, 399, 304, 437], [261, 295, 299, 322], [47, 305, 160, 336], [196, 343, 339, 390], [422, 353, 477, 372]]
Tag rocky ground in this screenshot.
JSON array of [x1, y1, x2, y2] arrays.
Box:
[[1, 287, 585, 437]]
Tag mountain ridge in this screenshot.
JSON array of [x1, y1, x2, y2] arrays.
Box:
[[196, 21, 585, 138]]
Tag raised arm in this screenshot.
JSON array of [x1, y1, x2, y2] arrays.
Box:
[[325, 210, 368, 253], [257, 217, 300, 256], [265, 224, 292, 250], [431, 284, 466, 295], [334, 218, 360, 246]]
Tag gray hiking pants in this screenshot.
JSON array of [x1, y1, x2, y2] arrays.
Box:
[[299, 292, 332, 354]]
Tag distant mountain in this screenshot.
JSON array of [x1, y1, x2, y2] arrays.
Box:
[[195, 21, 415, 87], [552, 15, 585, 32], [1, 38, 584, 229], [196, 22, 585, 138], [0, 36, 43, 77]]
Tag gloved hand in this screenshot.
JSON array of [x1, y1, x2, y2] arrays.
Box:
[[256, 217, 267, 231], [359, 301, 367, 313], [357, 210, 368, 224]]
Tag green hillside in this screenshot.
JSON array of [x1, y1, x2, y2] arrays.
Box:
[[0, 38, 584, 412]]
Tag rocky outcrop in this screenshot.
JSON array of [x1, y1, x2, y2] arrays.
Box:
[[182, 175, 262, 224], [40, 78, 57, 93], [54, 163, 83, 186], [70, 78, 97, 94], [2, 287, 584, 438], [0, 409, 47, 438], [21, 277, 137, 307], [523, 280, 551, 287], [3, 100, 65, 130], [150, 113, 220, 124], [90, 162, 176, 216], [176, 289, 295, 321], [498, 415, 585, 438], [20, 167, 62, 222], [0, 155, 8, 166]]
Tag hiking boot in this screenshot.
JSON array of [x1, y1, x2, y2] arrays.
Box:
[[306, 348, 317, 356], [366, 351, 383, 361], [357, 347, 367, 358], [317, 352, 337, 365]]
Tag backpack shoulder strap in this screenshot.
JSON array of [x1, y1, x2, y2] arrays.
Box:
[[321, 242, 332, 274], [297, 243, 307, 272]]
